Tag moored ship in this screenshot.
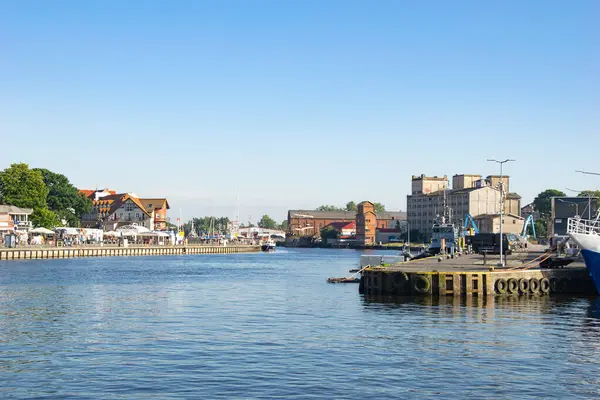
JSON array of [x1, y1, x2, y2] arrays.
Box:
[[567, 214, 600, 294]]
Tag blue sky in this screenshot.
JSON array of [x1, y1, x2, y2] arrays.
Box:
[[1, 0, 599, 223]]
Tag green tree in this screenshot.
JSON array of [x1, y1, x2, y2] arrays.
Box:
[[279, 220, 288, 231], [345, 201, 357, 211], [30, 208, 61, 229], [533, 189, 566, 219], [373, 202, 386, 213], [534, 220, 547, 238], [258, 214, 277, 229], [0, 163, 48, 209], [578, 190, 600, 199], [34, 168, 92, 226], [316, 205, 344, 212], [320, 225, 338, 243]]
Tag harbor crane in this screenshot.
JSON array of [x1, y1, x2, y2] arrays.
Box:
[[463, 213, 479, 235], [521, 214, 536, 239]]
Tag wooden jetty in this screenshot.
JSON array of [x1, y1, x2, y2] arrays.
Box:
[[359, 249, 596, 296], [0, 245, 261, 261]]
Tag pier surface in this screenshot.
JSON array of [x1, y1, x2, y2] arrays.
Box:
[[0, 245, 261, 261], [360, 246, 596, 296]]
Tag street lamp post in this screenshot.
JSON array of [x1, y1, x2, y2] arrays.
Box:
[[566, 188, 592, 219], [557, 198, 580, 218], [487, 158, 515, 267]]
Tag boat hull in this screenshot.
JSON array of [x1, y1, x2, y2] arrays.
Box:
[[261, 245, 275, 252], [569, 232, 600, 294]]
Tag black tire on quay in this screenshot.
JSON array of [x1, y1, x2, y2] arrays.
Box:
[[549, 278, 561, 294], [495, 278, 508, 294], [518, 278, 530, 294], [507, 278, 519, 294], [529, 278, 540, 294], [413, 275, 431, 294], [540, 278, 550, 294]]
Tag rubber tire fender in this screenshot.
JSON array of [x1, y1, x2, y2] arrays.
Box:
[[549, 278, 561, 294], [495, 278, 507, 294], [518, 278, 530, 294], [529, 278, 540, 294], [507, 278, 519, 294], [539, 278, 550, 294], [413, 275, 431, 294]]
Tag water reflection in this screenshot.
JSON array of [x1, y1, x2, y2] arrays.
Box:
[[2, 250, 600, 399], [362, 293, 595, 313], [587, 297, 600, 319]]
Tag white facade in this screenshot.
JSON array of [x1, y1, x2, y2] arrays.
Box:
[[407, 186, 502, 236], [105, 199, 153, 230]]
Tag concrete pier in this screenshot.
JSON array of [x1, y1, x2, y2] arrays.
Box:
[[0, 245, 261, 261], [359, 250, 597, 296]]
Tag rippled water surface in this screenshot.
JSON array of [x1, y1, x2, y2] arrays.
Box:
[[1, 248, 600, 399]]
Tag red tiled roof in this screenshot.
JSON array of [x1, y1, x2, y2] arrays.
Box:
[[325, 221, 356, 231], [79, 189, 95, 198], [90, 193, 152, 217], [79, 189, 118, 199]]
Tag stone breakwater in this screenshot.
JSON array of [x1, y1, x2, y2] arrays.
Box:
[[0, 245, 261, 261]]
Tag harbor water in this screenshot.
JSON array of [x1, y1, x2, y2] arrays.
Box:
[[1, 248, 600, 399]]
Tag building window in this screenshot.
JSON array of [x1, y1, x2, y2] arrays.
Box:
[[125, 202, 135, 211]]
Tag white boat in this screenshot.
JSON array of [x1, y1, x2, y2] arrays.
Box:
[[429, 221, 459, 255], [567, 214, 600, 294], [261, 239, 276, 252]]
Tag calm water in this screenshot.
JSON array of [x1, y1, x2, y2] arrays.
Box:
[[1, 248, 600, 399]]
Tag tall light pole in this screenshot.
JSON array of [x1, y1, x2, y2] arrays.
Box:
[[487, 158, 515, 267], [557, 198, 580, 218], [566, 188, 592, 219], [575, 170, 600, 219]]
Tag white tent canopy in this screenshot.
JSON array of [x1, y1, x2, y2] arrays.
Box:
[[30, 227, 55, 235], [138, 232, 158, 237], [116, 224, 150, 236]]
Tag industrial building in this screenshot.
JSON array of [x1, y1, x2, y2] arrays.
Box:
[[407, 174, 521, 239], [287, 209, 405, 238]]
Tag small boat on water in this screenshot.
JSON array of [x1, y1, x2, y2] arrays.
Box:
[[567, 214, 600, 294], [261, 239, 276, 252]]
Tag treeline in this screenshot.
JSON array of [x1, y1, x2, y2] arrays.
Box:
[[183, 214, 287, 235], [0, 163, 92, 228]]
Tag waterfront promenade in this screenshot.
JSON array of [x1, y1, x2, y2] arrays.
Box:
[[0, 244, 261, 261]]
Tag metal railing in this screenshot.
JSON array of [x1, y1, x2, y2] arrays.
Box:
[[567, 216, 600, 235]]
